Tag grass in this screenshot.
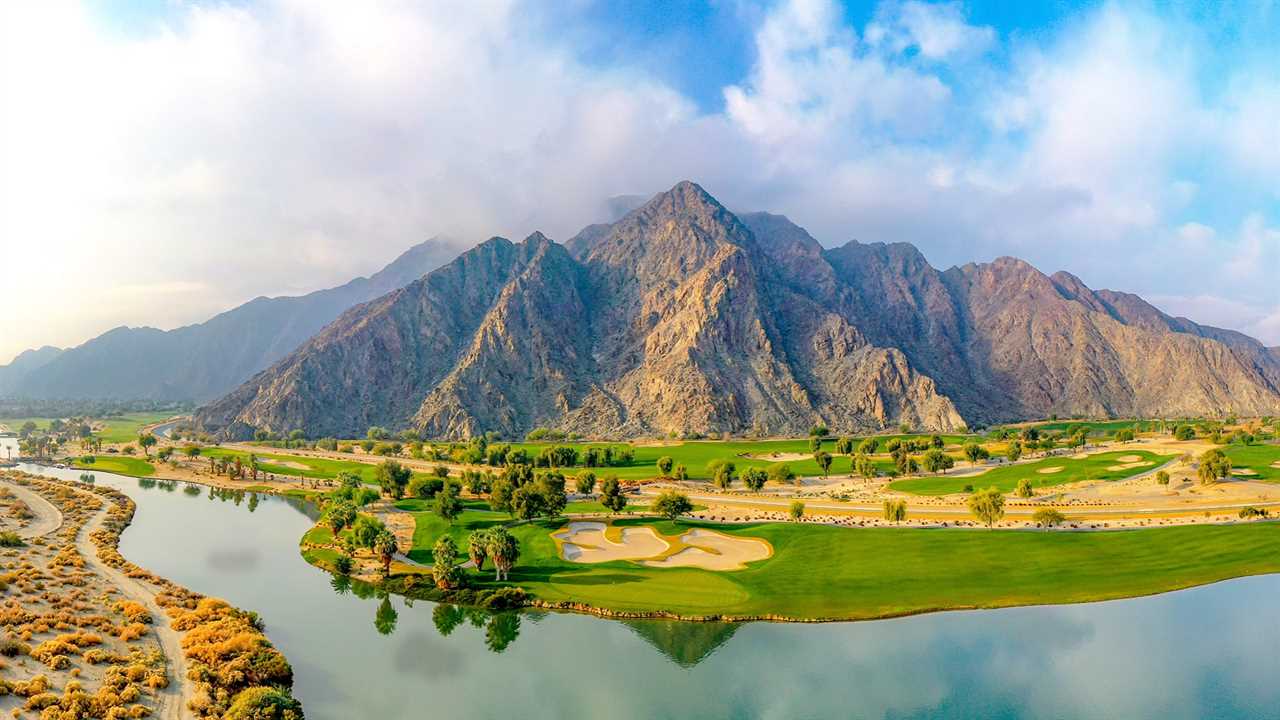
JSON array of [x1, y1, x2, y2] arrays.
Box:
[[888, 449, 1173, 496], [1223, 444, 1280, 481], [0, 411, 173, 442], [380, 508, 1280, 620], [72, 455, 156, 477], [201, 447, 432, 486], [490, 434, 976, 481]]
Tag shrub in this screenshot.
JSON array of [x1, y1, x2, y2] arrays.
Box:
[[0, 532, 24, 548], [1155, 470, 1170, 485], [1239, 506, 1269, 519], [224, 686, 304, 720]]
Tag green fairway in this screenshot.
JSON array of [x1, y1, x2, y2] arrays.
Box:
[[887, 449, 1174, 496], [380, 508, 1280, 620], [202, 447, 398, 485], [0, 416, 57, 433], [97, 412, 175, 443], [1224, 444, 1280, 481], [485, 434, 975, 481], [72, 455, 156, 477]]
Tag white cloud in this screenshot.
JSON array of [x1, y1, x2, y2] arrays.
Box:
[[1, 0, 1277, 365], [867, 1, 996, 60]]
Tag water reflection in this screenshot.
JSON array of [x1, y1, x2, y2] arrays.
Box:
[[18, 463, 1280, 720]]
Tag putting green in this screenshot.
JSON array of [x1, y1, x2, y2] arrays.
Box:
[[889, 450, 1173, 496]]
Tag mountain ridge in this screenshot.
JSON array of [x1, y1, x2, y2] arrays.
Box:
[[196, 181, 1280, 440], [1, 238, 459, 402]]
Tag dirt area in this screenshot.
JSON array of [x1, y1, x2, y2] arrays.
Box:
[[1037, 466, 1065, 474], [0, 474, 178, 719]]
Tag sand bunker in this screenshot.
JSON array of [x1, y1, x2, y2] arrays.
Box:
[[1037, 466, 1065, 474], [554, 522, 670, 563], [1107, 461, 1154, 471], [1231, 469, 1259, 477], [642, 529, 772, 571], [1271, 462, 1280, 469], [554, 522, 771, 571], [1115, 455, 1143, 463]]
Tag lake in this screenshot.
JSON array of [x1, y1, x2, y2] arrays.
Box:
[[21, 464, 1280, 719]]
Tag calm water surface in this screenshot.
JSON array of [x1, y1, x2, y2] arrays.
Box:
[[24, 464, 1280, 719]]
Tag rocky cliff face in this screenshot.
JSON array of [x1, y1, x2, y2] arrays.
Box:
[[196, 182, 1280, 439]]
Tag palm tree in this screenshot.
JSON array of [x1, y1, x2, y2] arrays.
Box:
[[467, 530, 490, 571], [486, 528, 519, 581], [373, 530, 398, 576]]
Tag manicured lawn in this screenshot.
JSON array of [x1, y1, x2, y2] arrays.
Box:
[[0, 416, 57, 433], [202, 447, 427, 486], [887, 449, 1174, 496], [490, 434, 976, 481], [1224, 444, 1280, 481], [389, 510, 1280, 620], [98, 412, 175, 443], [72, 455, 156, 477]]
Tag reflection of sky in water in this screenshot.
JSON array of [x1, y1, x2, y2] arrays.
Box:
[[21, 464, 1280, 720], [0, 436, 18, 460]]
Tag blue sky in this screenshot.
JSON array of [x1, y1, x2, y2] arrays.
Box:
[[2, 0, 1277, 363]]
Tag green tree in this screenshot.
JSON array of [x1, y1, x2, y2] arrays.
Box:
[[367, 426, 389, 440], [323, 501, 357, 535], [835, 437, 854, 455], [575, 472, 597, 496], [656, 456, 674, 477], [653, 490, 693, 520], [962, 442, 988, 465], [882, 499, 907, 524], [1197, 448, 1232, 484], [742, 467, 768, 491], [766, 463, 795, 484], [1032, 508, 1065, 527], [713, 463, 735, 489], [929, 434, 944, 449], [599, 475, 627, 514], [1015, 478, 1034, 498], [1155, 470, 1170, 485], [858, 437, 880, 455], [137, 433, 157, 457], [435, 481, 464, 524], [1005, 439, 1023, 462], [467, 529, 491, 571], [808, 436, 823, 452], [809, 424, 829, 439], [223, 687, 303, 720], [1115, 428, 1135, 442], [485, 528, 519, 581], [968, 487, 1006, 527], [789, 501, 805, 521], [432, 535, 461, 589], [921, 448, 954, 474], [375, 460, 411, 499], [673, 464, 689, 481], [351, 514, 385, 548], [511, 483, 549, 520], [813, 450, 833, 477], [854, 454, 878, 479], [373, 529, 399, 576]]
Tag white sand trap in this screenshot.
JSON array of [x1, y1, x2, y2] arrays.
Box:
[[642, 529, 772, 571], [1037, 466, 1065, 474], [1115, 455, 1143, 463], [554, 523, 772, 571], [554, 521, 670, 563], [1106, 461, 1154, 471], [1231, 469, 1259, 477], [1271, 462, 1280, 469], [265, 459, 310, 470]]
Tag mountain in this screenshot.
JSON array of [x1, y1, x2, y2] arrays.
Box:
[[196, 182, 1280, 439], [5, 239, 458, 402], [0, 346, 65, 395]]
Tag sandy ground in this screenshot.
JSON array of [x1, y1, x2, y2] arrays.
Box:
[[1037, 466, 1065, 474], [2, 479, 63, 538], [554, 521, 773, 570], [0, 475, 188, 720], [641, 528, 771, 570]]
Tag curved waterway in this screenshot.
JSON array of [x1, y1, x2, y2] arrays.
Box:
[[22, 464, 1280, 719]]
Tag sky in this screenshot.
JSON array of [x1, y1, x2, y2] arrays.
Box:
[[1, 0, 1278, 364]]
